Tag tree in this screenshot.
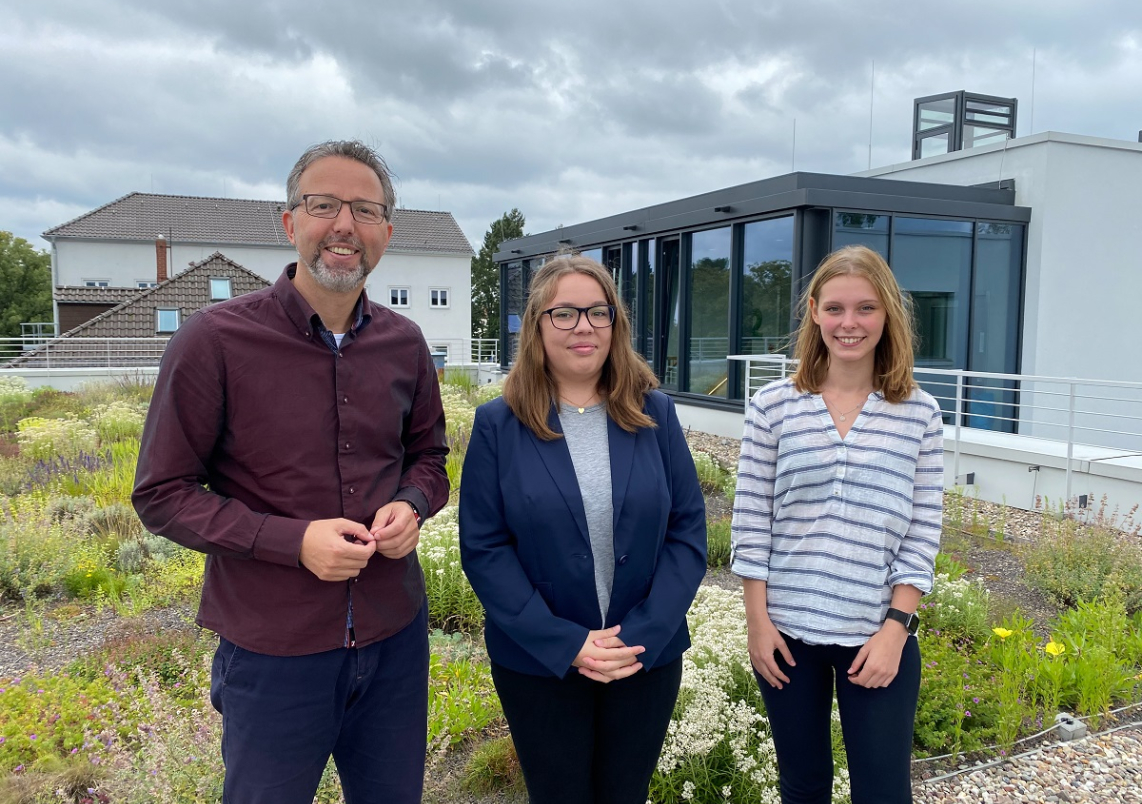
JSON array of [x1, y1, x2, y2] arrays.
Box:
[[0, 231, 52, 341], [471, 209, 525, 341]]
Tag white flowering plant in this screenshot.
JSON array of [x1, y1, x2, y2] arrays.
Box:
[[418, 505, 484, 633], [650, 586, 851, 803], [16, 414, 99, 461]]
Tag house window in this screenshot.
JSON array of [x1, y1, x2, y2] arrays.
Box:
[[155, 309, 180, 333], [430, 288, 450, 308], [389, 287, 409, 307], [84, 280, 110, 288], [210, 277, 232, 301], [136, 280, 159, 289]]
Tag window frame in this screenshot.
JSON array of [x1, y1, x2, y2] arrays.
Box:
[[155, 308, 180, 334], [209, 277, 233, 302], [389, 286, 410, 308], [429, 287, 450, 308]]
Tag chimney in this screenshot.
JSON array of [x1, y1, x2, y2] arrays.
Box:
[[156, 235, 168, 283]]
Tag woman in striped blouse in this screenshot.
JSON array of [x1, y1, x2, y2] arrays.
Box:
[[731, 245, 944, 804]]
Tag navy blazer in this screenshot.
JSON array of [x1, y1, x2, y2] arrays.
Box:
[[459, 390, 707, 678]]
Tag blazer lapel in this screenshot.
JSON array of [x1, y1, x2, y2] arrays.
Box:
[[608, 416, 635, 530], [529, 404, 590, 544]]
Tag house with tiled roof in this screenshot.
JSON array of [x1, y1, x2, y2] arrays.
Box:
[[10, 253, 269, 368], [43, 192, 475, 362]]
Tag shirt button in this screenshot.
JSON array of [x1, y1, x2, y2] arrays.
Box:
[[348, 486, 355, 494], [342, 396, 349, 404], [344, 442, 350, 449]]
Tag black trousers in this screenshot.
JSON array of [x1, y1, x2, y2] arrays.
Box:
[[491, 656, 683, 804], [755, 633, 921, 804]]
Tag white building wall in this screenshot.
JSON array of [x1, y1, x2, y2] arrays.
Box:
[[366, 251, 472, 365], [54, 240, 295, 287], [860, 132, 1142, 386]]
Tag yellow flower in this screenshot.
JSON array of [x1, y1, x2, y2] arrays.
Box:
[[992, 627, 1013, 639], [1044, 641, 1066, 657]]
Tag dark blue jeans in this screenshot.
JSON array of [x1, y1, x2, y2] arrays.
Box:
[[491, 657, 683, 804], [755, 633, 921, 804], [210, 601, 428, 804]]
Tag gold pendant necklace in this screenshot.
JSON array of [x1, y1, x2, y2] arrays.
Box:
[[562, 394, 599, 414], [824, 395, 866, 422]]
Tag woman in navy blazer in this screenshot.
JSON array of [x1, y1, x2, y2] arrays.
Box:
[[460, 255, 706, 804]]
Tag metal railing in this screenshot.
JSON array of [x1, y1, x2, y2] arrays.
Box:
[[1, 336, 499, 371], [0, 337, 171, 368], [731, 354, 1142, 501]]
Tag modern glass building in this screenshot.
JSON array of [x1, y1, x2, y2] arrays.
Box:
[[495, 171, 1029, 423]]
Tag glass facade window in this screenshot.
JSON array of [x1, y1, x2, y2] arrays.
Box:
[[580, 247, 603, 263], [967, 222, 1024, 431], [918, 97, 956, 130], [643, 241, 656, 366], [688, 227, 732, 397], [920, 132, 951, 158], [892, 218, 973, 370], [741, 216, 794, 356], [834, 212, 889, 257], [504, 261, 525, 363]]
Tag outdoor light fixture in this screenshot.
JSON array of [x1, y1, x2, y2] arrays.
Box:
[[510, 249, 521, 254], [714, 205, 733, 213], [623, 224, 638, 231], [558, 238, 572, 245]]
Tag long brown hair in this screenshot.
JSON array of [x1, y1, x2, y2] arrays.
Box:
[[503, 255, 658, 439], [791, 245, 917, 403]]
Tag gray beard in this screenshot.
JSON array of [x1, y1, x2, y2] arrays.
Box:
[[303, 245, 372, 293]]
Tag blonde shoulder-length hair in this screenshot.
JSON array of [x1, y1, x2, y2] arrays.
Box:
[[791, 244, 918, 403], [503, 255, 658, 440]]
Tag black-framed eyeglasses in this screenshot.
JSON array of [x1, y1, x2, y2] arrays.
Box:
[[541, 305, 615, 330], [292, 194, 389, 225]]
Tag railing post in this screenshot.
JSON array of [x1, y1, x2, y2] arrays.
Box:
[[1065, 382, 1076, 501], [953, 373, 964, 483]]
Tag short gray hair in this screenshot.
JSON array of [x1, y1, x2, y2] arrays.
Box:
[[285, 140, 396, 220]]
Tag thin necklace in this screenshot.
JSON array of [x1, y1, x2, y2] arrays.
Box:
[[561, 393, 600, 414], [823, 394, 867, 422]]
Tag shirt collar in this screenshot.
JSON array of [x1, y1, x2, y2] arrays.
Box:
[[274, 263, 373, 342]]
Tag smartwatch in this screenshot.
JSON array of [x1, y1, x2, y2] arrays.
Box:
[[885, 607, 920, 636]]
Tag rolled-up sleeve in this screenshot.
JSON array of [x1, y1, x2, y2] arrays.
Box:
[[730, 391, 776, 581], [888, 405, 944, 593]]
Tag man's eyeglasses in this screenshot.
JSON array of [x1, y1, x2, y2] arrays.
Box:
[[293, 194, 389, 225], [541, 305, 616, 330]]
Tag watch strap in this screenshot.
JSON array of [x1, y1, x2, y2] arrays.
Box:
[[885, 607, 919, 636]]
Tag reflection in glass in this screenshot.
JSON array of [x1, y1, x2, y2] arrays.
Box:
[[918, 98, 955, 130], [688, 228, 731, 397], [644, 242, 656, 365], [741, 216, 794, 398], [920, 132, 951, 158], [661, 240, 681, 391], [967, 222, 1024, 432], [580, 248, 602, 263], [964, 125, 1009, 149], [834, 212, 889, 257]]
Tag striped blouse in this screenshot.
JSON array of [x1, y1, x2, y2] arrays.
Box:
[[730, 378, 944, 646]]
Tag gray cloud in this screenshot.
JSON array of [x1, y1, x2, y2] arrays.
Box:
[[1, 0, 1140, 252]]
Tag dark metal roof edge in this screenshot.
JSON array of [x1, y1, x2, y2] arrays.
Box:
[[495, 172, 1026, 261]]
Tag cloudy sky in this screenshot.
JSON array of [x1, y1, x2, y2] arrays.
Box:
[[2, 1, 1140, 254]]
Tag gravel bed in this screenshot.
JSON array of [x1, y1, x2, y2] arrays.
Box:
[[916, 722, 1142, 802]]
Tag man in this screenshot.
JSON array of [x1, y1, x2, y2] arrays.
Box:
[[133, 140, 449, 804]]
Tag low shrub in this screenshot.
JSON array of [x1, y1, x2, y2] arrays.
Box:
[[706, 517, 731, 569], [1023, 515, 1142, 612], [921, 572, 991, 645], [462, 735, 525, 797]]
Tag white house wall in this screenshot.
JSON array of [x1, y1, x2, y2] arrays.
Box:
[[861, 133, 1142, 448], [366, 251, 472, 365], [55, 239, 295, 286]]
